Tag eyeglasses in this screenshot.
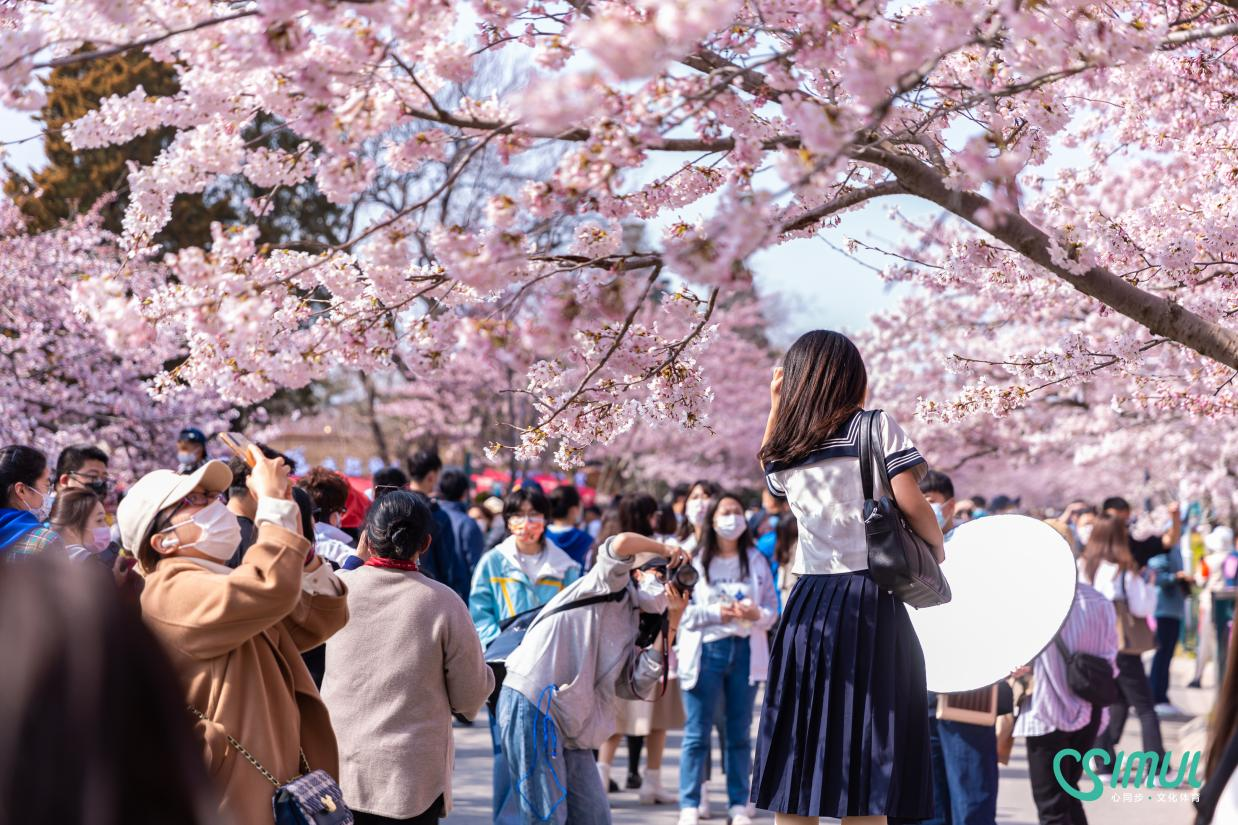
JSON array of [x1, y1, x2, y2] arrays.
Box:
[[154, 491, 223, 534], [181, 492, 223, 507], [70, 470, 111, 483], [509, 515, 546, 527]]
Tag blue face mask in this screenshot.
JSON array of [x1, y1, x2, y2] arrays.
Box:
[[767, 515, 780, 530], [930, 502, 948, 530]]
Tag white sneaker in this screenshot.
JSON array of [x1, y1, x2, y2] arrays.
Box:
[[639, 783, 677, 805], [728, 805, 754, 825], [698, 784, 712, 819], [679, 809, 701, 825], [1155, 702, 1185, 717]]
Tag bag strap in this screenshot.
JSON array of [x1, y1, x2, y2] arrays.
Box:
[[869, 410, 895, 498], [1052, 633, 1071, 661], [187, 706, 306, 788], [531, 589, 626, 630], [858, 409, 879, 501]]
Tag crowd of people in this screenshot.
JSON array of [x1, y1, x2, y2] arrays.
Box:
[[3, 330, 1238, 825]]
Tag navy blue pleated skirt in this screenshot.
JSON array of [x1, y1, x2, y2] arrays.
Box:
[[750, 570, 933, 820]]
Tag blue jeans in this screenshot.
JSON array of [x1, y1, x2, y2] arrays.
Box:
[[490, 708, 522, 825], [680, 637, 756, 808], [497, 686, 610, 825], [922, 716, 998, 825]]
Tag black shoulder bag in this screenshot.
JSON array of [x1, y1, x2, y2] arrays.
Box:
[[1052, 634, 1120, 707], [483, 589, 627, 712], [859, 409, 951, 608]]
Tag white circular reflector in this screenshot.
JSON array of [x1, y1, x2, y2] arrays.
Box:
[[908, 514, 1078, 693]]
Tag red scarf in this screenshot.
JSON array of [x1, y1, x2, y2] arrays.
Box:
[[364, 555, 419, 572]]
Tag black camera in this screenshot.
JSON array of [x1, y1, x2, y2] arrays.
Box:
[[639, 557, 699, 596]]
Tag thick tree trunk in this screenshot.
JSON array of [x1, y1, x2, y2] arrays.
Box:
[[860, 148, 1238, 370]]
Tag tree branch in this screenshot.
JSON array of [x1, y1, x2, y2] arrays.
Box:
[[857, 146, 1238, 369]]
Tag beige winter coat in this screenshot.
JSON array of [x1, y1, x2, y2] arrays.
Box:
[[320, 565, 494, 819], [140, 523, 349, 825]]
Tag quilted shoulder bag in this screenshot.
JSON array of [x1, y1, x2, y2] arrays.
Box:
[[1115, 572, 1156, 655], [858, 409, 951, 608], [189, 707, 352, 825]]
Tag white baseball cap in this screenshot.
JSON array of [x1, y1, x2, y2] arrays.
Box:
[[118, 460, 233, 563]]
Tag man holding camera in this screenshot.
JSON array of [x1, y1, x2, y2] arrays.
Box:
[[497, 532, 691, 825]]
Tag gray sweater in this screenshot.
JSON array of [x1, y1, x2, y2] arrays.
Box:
[[504, 537, 665, 750], [321, 566, 493, 818]]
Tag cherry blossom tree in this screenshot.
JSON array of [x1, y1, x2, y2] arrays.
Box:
[[0, 201, 231, 468], [1, 0, 1236, 471]]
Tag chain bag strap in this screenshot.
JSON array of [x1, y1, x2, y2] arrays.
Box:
[[187, 707, 351, 825]]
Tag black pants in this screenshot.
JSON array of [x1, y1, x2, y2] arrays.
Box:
[[1149, 617, 1180, 705], [1095, 652, 1164, 771], [353, 796, 444, 825], [1026, 709, 1101, 825]]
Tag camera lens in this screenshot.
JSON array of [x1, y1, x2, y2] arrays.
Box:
[[673, 564, 700, 589]]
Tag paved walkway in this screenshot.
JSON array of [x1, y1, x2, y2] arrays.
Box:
[[444, 657, 1217, 824]]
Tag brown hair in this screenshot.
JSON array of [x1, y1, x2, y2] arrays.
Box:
[[296, 466, 350, 519], [1208, 620, 1238, 779], [49, 488, 103, 539], [758, 330, 868, 468], [1079, 514, 1136, 584]]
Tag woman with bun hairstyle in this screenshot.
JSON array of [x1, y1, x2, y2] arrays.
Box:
[[750, 330, 944, 825], [323, 490, 495, 825]]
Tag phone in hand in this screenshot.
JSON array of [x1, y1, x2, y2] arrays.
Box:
[[217, 432, 257, 467]]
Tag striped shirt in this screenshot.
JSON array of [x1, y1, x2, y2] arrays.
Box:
[[1015, 582, 1118, 738]]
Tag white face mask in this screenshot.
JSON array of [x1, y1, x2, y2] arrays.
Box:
[[1075, 524, 1093, 545], [635, 574, 668, 613], [685, 499, 709, 527], [176, 450, 198, 466], [161, 501, 241, 562], [19, 486, 52, 522], [713, 514, 746, 541]]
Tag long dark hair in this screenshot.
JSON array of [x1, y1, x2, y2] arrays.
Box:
[[698, 493, 752, 584], [1079, 514, 1136, 584], [364, 490, 433, 560], [675, 479, 721, 542], [0, 445, 47, 509], [758, 330, 867, 467], [0, 556, 216, 823]]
